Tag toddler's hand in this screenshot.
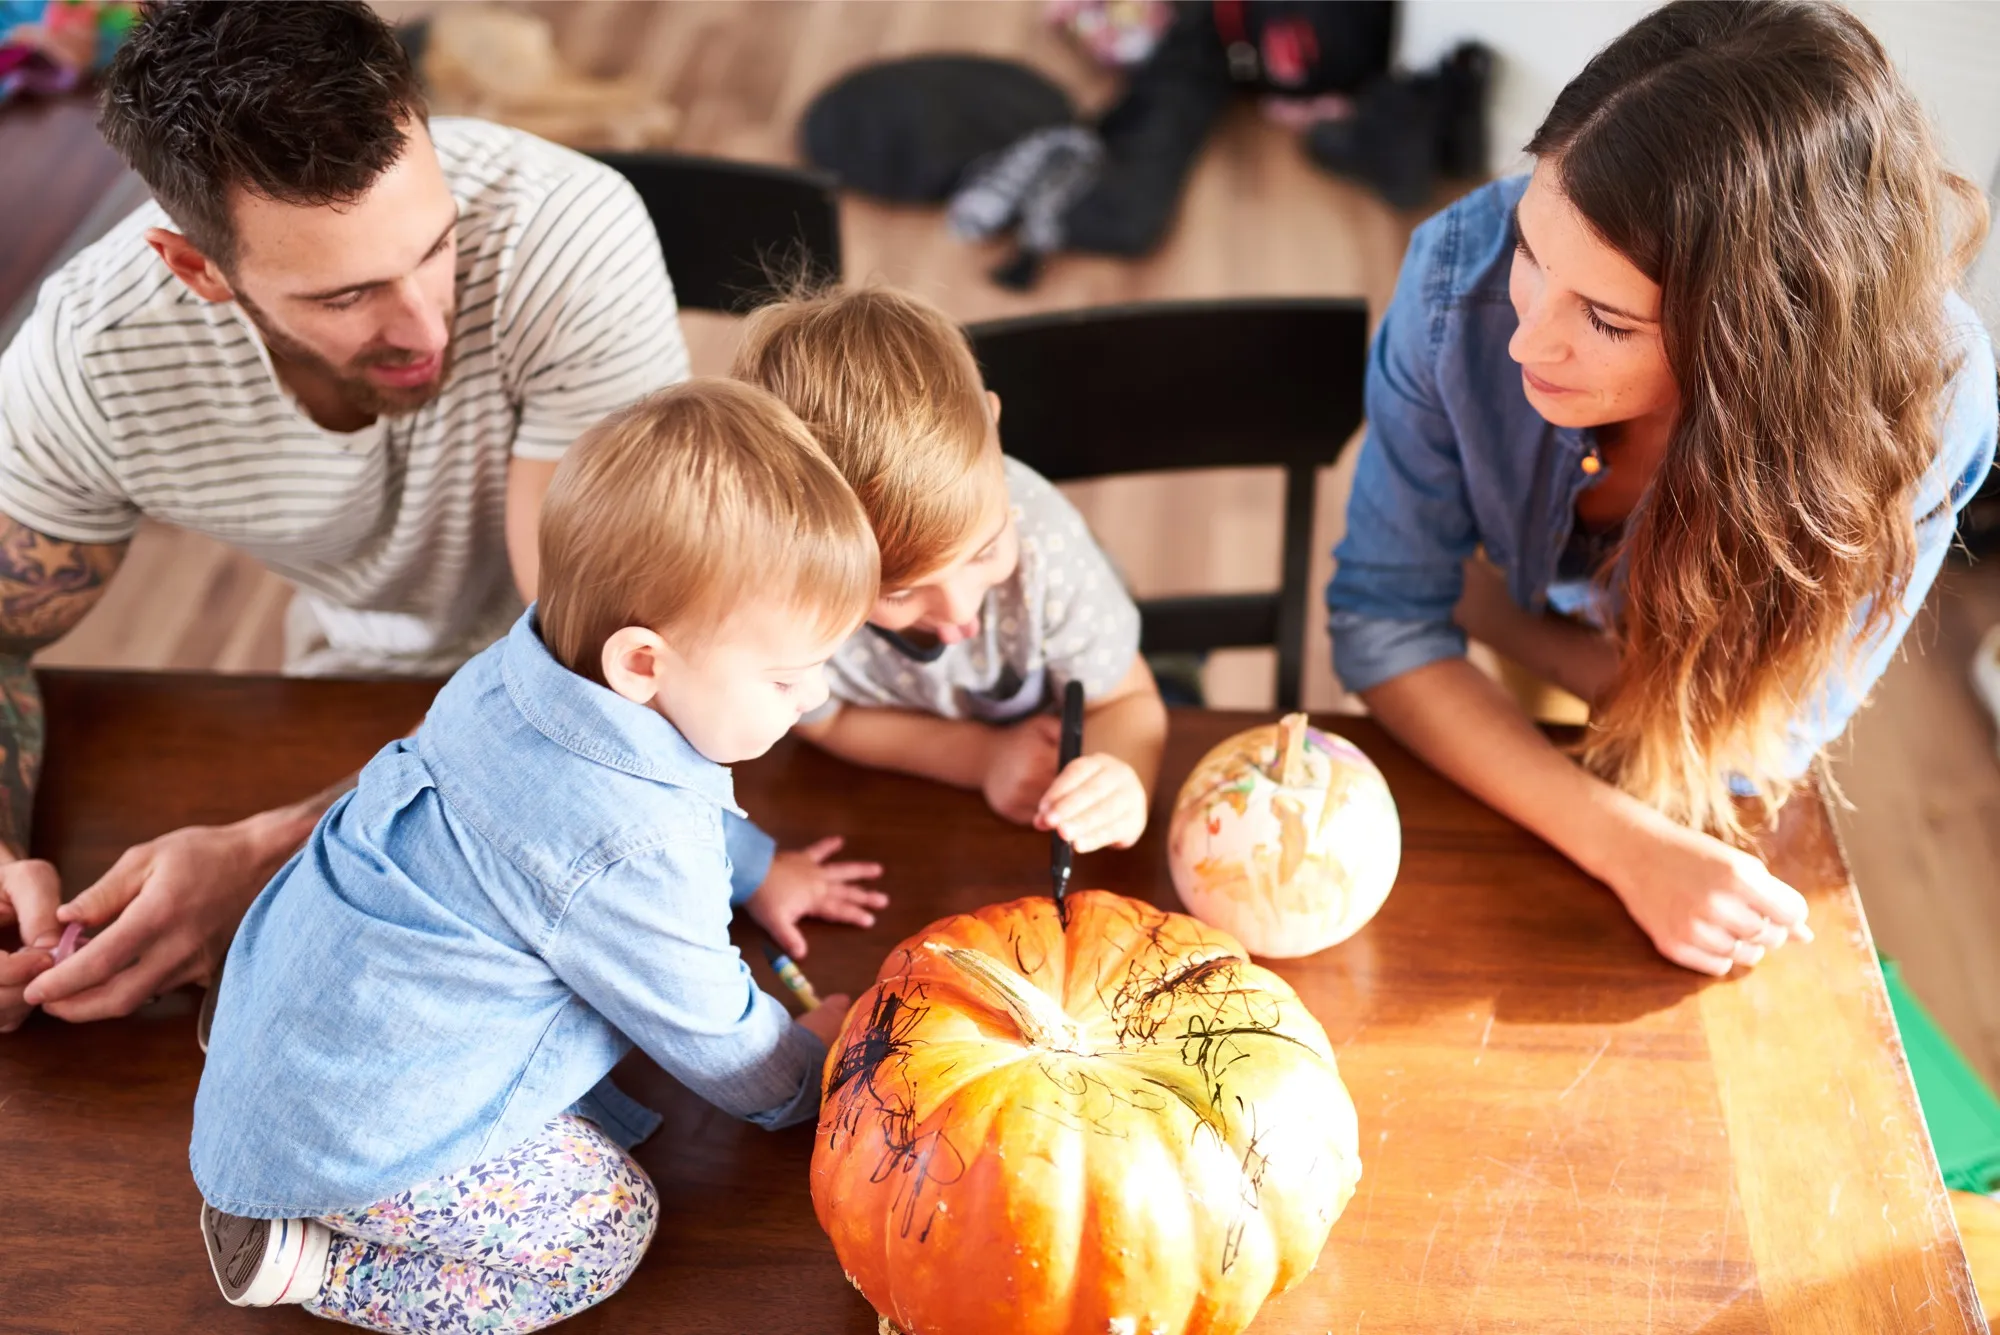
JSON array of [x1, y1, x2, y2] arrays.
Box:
[[1036, 753, 1147, 853], [1607, 816, 1811, 976], [799, 992, 853, 1046], [983, 714, 1062, 825], [746, 837, 887, 958]]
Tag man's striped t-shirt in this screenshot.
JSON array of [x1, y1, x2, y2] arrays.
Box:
[[0, 117, 688, 675]]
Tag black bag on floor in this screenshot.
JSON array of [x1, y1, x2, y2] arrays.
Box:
[[800, 55, 1077, 203]]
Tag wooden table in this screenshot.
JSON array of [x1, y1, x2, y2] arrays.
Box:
[[0, 671, 1982, 1332]]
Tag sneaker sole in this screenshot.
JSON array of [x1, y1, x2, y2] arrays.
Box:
[[200, 1203, 329, 1306]]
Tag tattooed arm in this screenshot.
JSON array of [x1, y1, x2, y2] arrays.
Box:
[[0, 519, 126, 1029]]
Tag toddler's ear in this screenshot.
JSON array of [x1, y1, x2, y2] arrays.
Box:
[[600, 626, 672, 705]]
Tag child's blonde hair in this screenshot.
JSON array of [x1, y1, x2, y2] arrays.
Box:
[[732, 286, 998, 590], [537, 378, 878, 683]]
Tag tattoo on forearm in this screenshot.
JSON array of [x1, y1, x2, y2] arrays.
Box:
[[0, 661, 44, 858], [0, 526, 125, 648], [0, 524, 127, 857]]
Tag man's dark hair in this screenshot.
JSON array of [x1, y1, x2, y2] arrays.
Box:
[[98, 1, 427, 268]]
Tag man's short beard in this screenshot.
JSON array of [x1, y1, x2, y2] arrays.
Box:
[[236, 292, 455, 419]]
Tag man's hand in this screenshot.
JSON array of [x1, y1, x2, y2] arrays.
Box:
[[745, 836, 886, 959], [982, 714, 1062, 825], [20, 807, 311, 1023], [1035, 753, 1148, 853], [0, 855, 63, 1031]]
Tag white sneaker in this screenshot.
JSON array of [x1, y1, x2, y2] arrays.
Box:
[[199, 1202, 330, 1307], [1974, 624, 2000, 761]]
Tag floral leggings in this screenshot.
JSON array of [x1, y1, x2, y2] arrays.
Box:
[[304, 1114, 658, 1334]]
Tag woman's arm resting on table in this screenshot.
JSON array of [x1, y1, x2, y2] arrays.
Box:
[[1363, 657, 1809, 976], [1453, 555, 1621, 708]]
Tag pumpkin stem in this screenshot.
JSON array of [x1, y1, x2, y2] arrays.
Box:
[[926, 942, 1085, 1054], [1276, 712, 1310, 785]]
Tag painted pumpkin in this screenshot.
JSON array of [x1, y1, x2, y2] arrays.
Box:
[[812, 889, 1360, 1335], [1167, 714, 1400, 958]]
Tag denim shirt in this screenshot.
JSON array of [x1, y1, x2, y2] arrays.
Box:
[[191, 610, 826, 1219], [1328, 175, 1998, 782]]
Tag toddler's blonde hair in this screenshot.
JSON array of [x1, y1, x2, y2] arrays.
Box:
[[537, 378, 878, 683], [732, 286, 998, 590]]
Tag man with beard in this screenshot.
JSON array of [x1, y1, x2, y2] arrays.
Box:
[[0, 1, 884, 1032]]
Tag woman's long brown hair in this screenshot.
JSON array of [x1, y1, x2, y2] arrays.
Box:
[[1527, 0, 1987, 843]]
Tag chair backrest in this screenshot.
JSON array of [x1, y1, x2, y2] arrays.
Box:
[[966, 298, 1369, 709], [590, 152, 842, 313]]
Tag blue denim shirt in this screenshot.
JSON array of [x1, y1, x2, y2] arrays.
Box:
[[191, 610, 826, 1219], [1328, 175, 1998, 781]]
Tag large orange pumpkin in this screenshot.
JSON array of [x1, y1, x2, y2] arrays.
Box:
[[811, 890, 1361, 1335]]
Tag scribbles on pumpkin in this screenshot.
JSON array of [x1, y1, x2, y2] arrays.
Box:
[[811, 891, 1363, 1335], [822, 982, 968, 1243]]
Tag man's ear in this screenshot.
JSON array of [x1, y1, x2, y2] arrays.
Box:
[[600, 625, 671, 705], [144, 228, 233, 303]]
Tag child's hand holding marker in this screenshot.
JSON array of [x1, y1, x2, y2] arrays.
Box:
[[763, 942, 851, 1045]]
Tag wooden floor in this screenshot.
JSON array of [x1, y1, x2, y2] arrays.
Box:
[[6, 0, 2000, 1092]]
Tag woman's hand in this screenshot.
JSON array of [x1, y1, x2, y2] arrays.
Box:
[[1602, 813, 1812, 975]]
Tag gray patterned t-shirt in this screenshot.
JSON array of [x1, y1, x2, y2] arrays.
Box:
[[816, 457, 1140, 722]]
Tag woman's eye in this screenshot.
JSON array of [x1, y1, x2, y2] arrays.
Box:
[[1585, 307, 1633, 342], [774, 680, 796, 695], [884, 590, 914, 603], [1513, 238, 1535, 264]]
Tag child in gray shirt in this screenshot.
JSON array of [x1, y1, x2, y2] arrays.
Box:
[[735, 287, 1167, 853]]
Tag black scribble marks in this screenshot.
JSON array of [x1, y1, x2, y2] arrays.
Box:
[[1024, 1060, 1170, 1138], [1145, 955, 1241, 1004], [826, 986, 928, 1102], [1218, 1100, 1275, 1276], [1007, 924, 1048, 980], [824, 980, 967, 1243]]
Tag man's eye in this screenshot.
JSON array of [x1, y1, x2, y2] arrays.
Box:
[[320, 293, 365, 312]]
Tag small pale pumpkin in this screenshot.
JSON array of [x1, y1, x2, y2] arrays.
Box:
[[812, 890, 1360, 1335], [1167, 714, 1400, 958]]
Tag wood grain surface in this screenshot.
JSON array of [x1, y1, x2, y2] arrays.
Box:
[[0, 672, 1980, 1332]]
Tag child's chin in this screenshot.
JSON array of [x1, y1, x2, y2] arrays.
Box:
[[704, 733, 779, 765]]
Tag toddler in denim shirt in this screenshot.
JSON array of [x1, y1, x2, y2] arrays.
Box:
[[189, 380, 878, 1331]]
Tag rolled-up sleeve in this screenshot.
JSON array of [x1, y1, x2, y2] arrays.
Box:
[[1768, 316, 1997, 780], [1326, 223, 1480, 695], [543, 836, 825, 1130]]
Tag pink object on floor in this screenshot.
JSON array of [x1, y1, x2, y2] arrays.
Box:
[[50, 921, 86, 963]]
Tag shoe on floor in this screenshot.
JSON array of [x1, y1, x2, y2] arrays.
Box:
[[1974, 624, 2000, 760], [199, 1202, 330, 1307]]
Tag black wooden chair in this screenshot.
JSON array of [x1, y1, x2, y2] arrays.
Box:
[[966, 298, 1369, 710], [590, 151, 842, 313]]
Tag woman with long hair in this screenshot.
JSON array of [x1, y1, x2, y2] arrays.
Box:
[[1328, 0, 1996, 975]]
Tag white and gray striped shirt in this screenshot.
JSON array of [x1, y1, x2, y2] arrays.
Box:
[[0, 117, 688, 675]]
